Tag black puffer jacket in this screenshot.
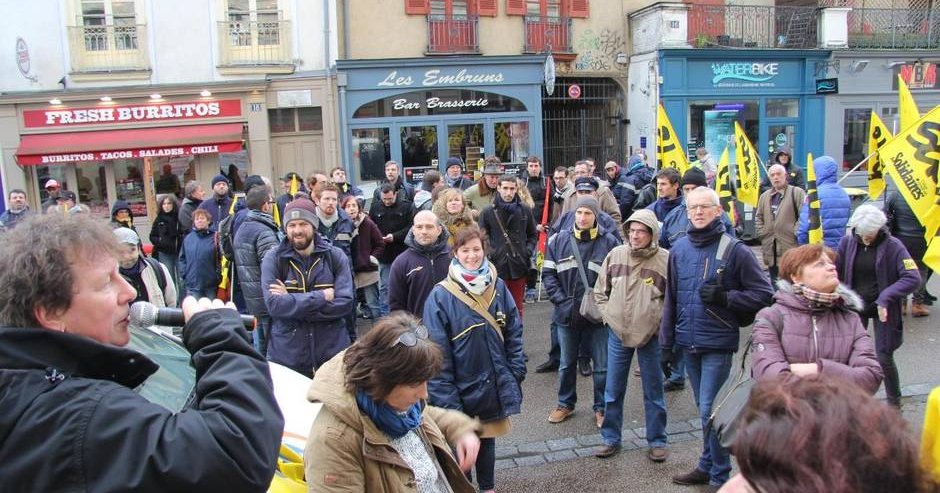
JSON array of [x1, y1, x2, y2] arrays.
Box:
[[150, 207, 183, 255], [886, 191, 925, 239], [0, 309, 284, 492], [234, 210, 282, 318]]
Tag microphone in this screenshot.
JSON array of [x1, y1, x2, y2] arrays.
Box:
[[130, 301, 256, 330]]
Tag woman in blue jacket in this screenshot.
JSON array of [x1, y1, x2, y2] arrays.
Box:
[[425, 224, 526, 493]]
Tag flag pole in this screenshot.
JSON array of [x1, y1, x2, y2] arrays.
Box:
[[836, 150, 879, 185]]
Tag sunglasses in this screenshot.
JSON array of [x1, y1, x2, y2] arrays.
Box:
[[392, 325, 429, 348]]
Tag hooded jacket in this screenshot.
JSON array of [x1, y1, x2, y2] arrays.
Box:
[[233, 210, 282, 318], [797, 156, 851, 248], [760, 146, 806, 192], [617, 160, 655, 218], [304, 352, 477, 493], [0, 310, 283, 492], [388, 229, 451, 318], [594, 209, 669, 348], [109, 199, 136, 231], [751, 281, 883, 394], [261, 234, 354, 374]]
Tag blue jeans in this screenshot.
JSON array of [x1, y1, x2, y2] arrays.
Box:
[[378, 262, 392, 317], [254, 316, 270, 358], [684, 350, 734, 486], [667, 349, 686, 385], [547, 322, 591, 364], [156, 251, 179, 293], [557, 324, 608, 411], [361, 283, 381, 320], [601, 333, 667, 448]]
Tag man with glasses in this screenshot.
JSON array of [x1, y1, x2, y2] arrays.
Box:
[[661, 187, 772, 491]]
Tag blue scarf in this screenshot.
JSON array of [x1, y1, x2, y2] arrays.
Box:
[[355, 388, 424, 439]]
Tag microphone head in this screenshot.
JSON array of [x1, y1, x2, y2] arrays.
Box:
[[129, 301, 158, 327]]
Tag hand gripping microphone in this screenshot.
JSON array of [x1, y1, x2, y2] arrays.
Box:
[[130, 301, 256, 330]]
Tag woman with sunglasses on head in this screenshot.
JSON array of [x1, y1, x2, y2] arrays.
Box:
[[424, 224, 526, 493], [305, 312, 481, 492]]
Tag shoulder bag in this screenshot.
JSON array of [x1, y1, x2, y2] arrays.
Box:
[[568, 235, 604, 328]]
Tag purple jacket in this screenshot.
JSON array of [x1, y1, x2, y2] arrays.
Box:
[[751, 283, 883, 394], [351, 215, 384, 273], [835, 229, 921, 352], [388, 230, 451, 319]]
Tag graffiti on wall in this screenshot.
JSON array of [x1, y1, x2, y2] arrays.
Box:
[[574, 28, 623, 73]]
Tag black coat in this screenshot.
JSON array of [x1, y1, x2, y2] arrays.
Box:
[[369, 198, 414, 264], [524, 173, 550, 223], [478, 198, 537, 280], [150, 209, 183, 255], [0, 310, 284, 492], [234, 210, 282, 317]]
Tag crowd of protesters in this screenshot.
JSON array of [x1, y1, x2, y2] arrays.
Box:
[[1, 148, 937, 493]]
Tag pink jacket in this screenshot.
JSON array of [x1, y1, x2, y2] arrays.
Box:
[[751, 282, 883, 394]]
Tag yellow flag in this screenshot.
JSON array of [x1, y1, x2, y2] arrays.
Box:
[[926, 237, 940, 274], [289, 175, 299, 196], [806, 152, 824, 245], [733, 122, 760, 207], [867, 111, 891, 200], [716, 146, 735, 226], [880, 105, 940, 243], [657, 104, 690, 175], [898, 75, 921, 132]]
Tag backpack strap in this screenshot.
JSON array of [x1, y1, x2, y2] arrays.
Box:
[[143, 256, 167, 294], [714, 234, 740, 285], [437, 279, 504, 342]]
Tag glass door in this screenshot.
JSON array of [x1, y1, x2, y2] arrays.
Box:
[[446, 122, 485, 172]]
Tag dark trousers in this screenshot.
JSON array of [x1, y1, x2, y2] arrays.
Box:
[[466, 437, 496, 490], [862, 314, 902, 407]]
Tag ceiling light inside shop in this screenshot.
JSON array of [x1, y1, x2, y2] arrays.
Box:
[[150, 93, 162, 100], [100, 96, 112, 102], [200, 89, 212, 97], [49, 98, 62, 105]]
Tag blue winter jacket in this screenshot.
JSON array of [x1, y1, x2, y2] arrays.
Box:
[[660, 219, 773, 353], [197, 194, 233, 228], [425, 271, 526, 422], [233, 210, 282, 318], [798, 155, 851, 248], [542, 226, 622, 327], [178, 228, 218, 295], [260, 235, 354, 374], [552, 210, 620, 237], [660, 196, 735, 249], [646, 195, 683, 222], [316, 210, 356, 270], [616, 160, 655, 217]]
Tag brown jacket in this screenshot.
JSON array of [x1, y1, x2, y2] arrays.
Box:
[[304, 352, 479, 493], [755, 184, 805, 268], [594, 209, 668, 347]]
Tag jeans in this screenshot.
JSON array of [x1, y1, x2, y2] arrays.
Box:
[[667, 349, 686, 385], [466, 437, 496, 491], [547, 323, 591, 364], [378, 262, 392, 317], [601, 332, 667, 448], [361, 283, 381, 321], [557, 324, 608, 411], [254, 316, 271, 358], [684, 349, 734, 486], [156, 251, 179, 293]]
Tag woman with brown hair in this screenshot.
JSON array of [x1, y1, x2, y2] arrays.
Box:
[[425, 225, 526, 493], [342, 195, 384, 321], [305, 312, 481, 492], [720, 376, 937, 493], [432, 188, 475, 248], [751, 243, 883, 394]]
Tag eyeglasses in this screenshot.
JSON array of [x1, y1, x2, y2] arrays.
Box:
[[687, 204, 718, 212], [392, 325, 429, 348]]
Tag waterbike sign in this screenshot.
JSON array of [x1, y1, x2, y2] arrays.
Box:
[[24, 100, 242, 128], [711, 62, 780, 88], [17, 142, 242, 165]]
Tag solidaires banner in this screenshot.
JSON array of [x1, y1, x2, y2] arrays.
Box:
[[733, 122, 760, 207], [657, 104, 690, 175], [880, 105, 940, 243], [867, 111, 891, 200]]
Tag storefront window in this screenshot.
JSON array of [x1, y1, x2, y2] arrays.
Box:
[[843, 108, 871, 171], [153, 156, 192, 198], [767, 124, 796, 158], [113, 158, 147, 217], [80, 163, 111, 218], [494, 121, 530, 165], [401, 126, 439, 169], [269, 107, 323, 133], [36, 165, 69, 210], [447, 124, 484, 167], [353, 89, 527, 118], [766, 98, 799, 118], [352, 128, 391, 181], [688, 100, 759, 165]]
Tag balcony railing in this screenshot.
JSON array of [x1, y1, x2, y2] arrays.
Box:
[[217, 18, 293, 66], [848, 8, 940, 49], [688, 4, 818, 49], [524, 16, 573, 54], [427, 15, 480, 54], [67, 24, 150, 72]]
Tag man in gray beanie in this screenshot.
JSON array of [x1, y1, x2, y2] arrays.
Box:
[[543, 196, 621, 429], [261, 198, 354, 377]]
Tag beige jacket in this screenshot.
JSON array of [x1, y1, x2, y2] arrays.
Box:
[[755, 185, 805, 268], [304, 352, 478, 493], [594, 209, 668, 348], [562, 184, 622, 224]]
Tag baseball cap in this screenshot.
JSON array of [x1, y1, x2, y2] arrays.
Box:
[[604, 161, 618, 170], [56, 190, 77, 202], [45, 179, 60, 189], [114, 227, 140, 245]]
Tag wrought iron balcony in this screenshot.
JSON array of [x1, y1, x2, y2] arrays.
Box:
[[523, 16, 573, 56], [687, 4, 818, 49], [67, 24, 150, 73], [848, 8, 940, 49], [427, 15, 480, 54], [217, 17, 293, 68]]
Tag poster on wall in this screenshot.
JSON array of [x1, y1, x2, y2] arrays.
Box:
[[892, 61, 938, 90], [703, 110, 739, 168]]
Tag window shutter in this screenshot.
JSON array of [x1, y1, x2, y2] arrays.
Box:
[[476, 0, 498, 16], [404, 0, 430, 15], [506, 0, 526, 16], [567, 0, 589, 18]]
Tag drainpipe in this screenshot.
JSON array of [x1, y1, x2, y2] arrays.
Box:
[[342, 0, 350, 59]]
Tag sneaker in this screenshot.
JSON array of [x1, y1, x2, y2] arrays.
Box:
[[524, 289, 536, 303], [535, 359, 560, 373], [912, 303, 930, 318], [647, 447, 668, 462], [548, 406, 574, 423], [594, 444, 621, 458], [594, 411, 604, 428], [579, 359, 592, 377], [672, 468, 710, 486], [664, 380, 685, 392]]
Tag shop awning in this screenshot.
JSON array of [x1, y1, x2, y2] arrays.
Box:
[[15, 123, 244, 165]]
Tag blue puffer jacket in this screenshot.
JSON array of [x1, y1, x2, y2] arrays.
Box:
[[542, 225, 622, 327], [798, 156, 851, 248], [660, 196, 735, 249], [178, 228, 218, 295], [233, 210, 282, 318], [660, 219, 773, 353], [425, 269, 526, 422], [616, 160, 655, 217], [261, 235, 354, 374]]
